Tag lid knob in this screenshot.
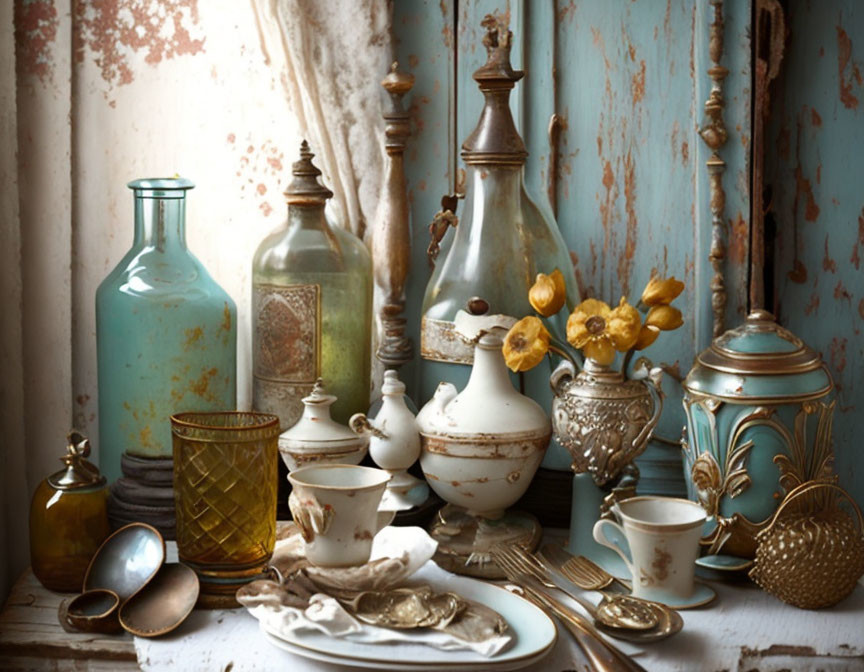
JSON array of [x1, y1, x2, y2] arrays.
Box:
[[747, 309, 775, 323], [381, 369, 407, 395], [48, 430, 105, 490]]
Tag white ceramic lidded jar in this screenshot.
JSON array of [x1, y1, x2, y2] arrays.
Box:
[[416, 310, 551, 578], [350, 370, 429, 510], [277, 379, 368, 471]]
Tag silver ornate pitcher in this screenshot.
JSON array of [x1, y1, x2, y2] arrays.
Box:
[[551, 358, 663, 487]]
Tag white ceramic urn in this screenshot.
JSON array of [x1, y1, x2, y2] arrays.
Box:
[[416, 312, 551, 517], [278, 379, 368, 471]]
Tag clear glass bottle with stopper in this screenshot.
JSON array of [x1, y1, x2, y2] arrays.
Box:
[[252, 141, 373, 429], [420, 15, 578, 468]]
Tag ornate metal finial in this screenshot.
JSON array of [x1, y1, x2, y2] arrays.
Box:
[[372, 62, 415, 368], [699, 0, 729, 337], [284, 141, 333, 204], [461, 13, 527, 165], [49, 430, 104, 490], [479, 13, 516, 68]]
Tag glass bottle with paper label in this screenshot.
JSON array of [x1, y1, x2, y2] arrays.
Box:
[[252, 141, 372, 429]]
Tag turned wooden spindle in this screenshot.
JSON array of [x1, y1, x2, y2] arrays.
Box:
[[373, 62, 415, 368]]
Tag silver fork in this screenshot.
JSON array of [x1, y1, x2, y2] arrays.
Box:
[[500, 543, 657, 631], [490, 545, 647, 672], [564, 553, 633, 593]]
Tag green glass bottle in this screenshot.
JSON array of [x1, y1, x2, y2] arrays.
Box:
[[252, 142, 372, 429]]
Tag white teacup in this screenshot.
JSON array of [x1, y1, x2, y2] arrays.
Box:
[[592, 496, 706, 602], [287, 464, 394, 567]]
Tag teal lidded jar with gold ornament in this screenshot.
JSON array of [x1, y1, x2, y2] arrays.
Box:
[[682, 309, 834, 559]]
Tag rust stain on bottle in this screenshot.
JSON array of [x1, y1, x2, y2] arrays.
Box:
[[803, 293, 820, 316], [221, 302, 232, 331], [189, 367, 219, 401], [184, 326, 204, 350], [139, 425, 157, 452]]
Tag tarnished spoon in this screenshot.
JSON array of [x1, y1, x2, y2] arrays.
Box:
[[119, 563, 199, 637]]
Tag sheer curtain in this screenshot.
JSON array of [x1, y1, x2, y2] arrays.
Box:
[[0, 0, 390, 602]]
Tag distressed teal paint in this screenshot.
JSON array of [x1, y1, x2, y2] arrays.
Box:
[[546, 0, 752, 493], [394, 1, 753, 492], [766, 1, 864, 508]]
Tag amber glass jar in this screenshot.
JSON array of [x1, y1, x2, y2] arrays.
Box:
[[30, 432, 110, 592]]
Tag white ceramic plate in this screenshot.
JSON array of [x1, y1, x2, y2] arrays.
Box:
[[261, 572, 557, 671], [264, 632, 556, 671]]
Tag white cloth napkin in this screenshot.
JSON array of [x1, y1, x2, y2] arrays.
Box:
[[245, 526, 514, 657]]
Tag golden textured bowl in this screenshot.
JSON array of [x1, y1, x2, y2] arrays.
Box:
[[749, 481, 864, 609]]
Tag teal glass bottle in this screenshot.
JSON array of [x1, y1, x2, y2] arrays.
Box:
[[96, 178, 237, 483]]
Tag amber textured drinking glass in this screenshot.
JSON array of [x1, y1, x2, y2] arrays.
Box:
[[171, 412, 279, 606]]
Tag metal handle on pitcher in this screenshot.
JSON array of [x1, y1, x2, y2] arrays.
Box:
[[631, 371, 664, 452]]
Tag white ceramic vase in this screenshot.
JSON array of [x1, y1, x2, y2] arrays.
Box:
[[350, 370, 429, 509], [414, 311, 551, 578]]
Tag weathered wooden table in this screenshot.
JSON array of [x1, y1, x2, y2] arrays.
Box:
[[2, 555, 863, 671], [0, 569, 138, 671]]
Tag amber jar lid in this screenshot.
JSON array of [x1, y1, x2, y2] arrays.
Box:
[[48, 431, 106, 491]]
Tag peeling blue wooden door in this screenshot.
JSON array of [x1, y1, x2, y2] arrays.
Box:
[[766, 1, 864, 509]]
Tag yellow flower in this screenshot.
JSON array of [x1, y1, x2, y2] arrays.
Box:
[[607, 298, 641, 350], [529, 269, 567, 317], [646, 305, 684, 331], [641, 274, 685, 306], [634, 325, 660, 350], [502, 316, 550, 372], [566, 298, 641, 366]]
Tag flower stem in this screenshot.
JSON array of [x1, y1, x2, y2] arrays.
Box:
[[621, 348, 636, 377], [548, 339, 582, 371]]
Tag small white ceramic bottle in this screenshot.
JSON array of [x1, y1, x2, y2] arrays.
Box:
[[351, 370, 428, 508]]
